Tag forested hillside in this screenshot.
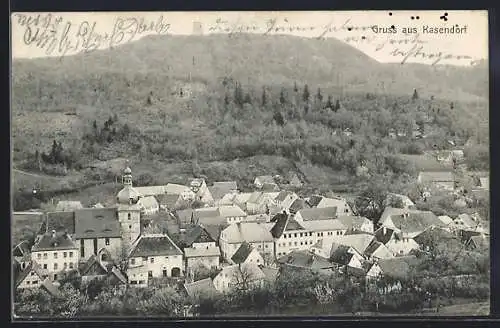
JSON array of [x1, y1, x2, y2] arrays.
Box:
[[11, 34, 489, 209]]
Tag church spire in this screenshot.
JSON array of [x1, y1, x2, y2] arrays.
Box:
[[122, 167, 133, 187]]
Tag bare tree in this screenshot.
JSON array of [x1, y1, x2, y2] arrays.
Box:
[[232, 264, 257, 293]]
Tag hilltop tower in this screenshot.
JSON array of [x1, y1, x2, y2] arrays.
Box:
[[116, 167, 142, 252]]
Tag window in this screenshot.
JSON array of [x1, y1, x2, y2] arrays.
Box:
[[131, 258, 136, 265], [129, 225, 132, 229], [64, 263, 67, 269], [258, 245, 262, 248], [54, 263, 58, 270], [128, 213, 131, 220], [130, 280, 137, 285], [148, 271, 153, 278], [265, 244, 268, 248], [54, 252, 58, 259], [80, 239, 85, 258], [256, 259, 260, 263], [63, 252, 67, 258], [30, 272, 35, 276], [43, 253, 47, 259], [105, 238, 110, 246], [69, 263, 74, 269], [43, 264, 47, 269], [283, 234, 287, 239], [150, 257, 154, 263], [310, 232, 313, 236], [300, 242, 303, 245], [26, 281, 30, 285], [69, 252, 73, 258], [294, 242, 298, 246], [139, 280, 146, 284], [300, 233, 303, 237], [289, 242, 292, 246], [32, 280, 38, 285], [37, 253, 41, 259], [294, 233, 297, 237]]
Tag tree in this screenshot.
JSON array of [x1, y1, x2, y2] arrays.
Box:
[[334, 99, 341, 112], [412, 89, 419, 101], [138, 287, 184, 316], [325, 95, 334, 110], [279, 88, 287, 105], [273, 111, 285, 126], [294, 81, 298, 92], [302, 84, 310, 102], [261, 87, 267, 106], [244, 93, 252, 105], [316, 87, 323, 102]]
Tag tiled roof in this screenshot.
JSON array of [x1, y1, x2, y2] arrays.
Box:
[[138, 196, 159, 209], [32, 232, 77, 251], [413, 227, 455, 246], [13, 241, 30, 257], [15, 261, 46, 287], [337, 216, 370, 230], [216, 263, 265, 282], [165, 183, 192, 195], [255, 176, 275, 185], [39, 211, 76, 235], [218, 205, 247, 218], [364, 240, 383, 257], [41, 278, 61, 298], [56, 201, 83, 211], [231, 242, 254, 264], [156, 194, 181, 208], [74, 208, 121, 239], [317, 196, 350, 209], [176, 209, 196, 225], [210, 182, 238, 201], [202, 225, 225, 241], [134, 186, 166, 196], [260, 266, 279, 283], [277, 250, 334, 270], [390, 212, 443, 235], [221, 222, 274, 243], [374, 227, 396, 245], [184, 278, 219, 299], [301, 219, 346, 232], [270, 213, 288, 238], [297, 207, 338, 221], [129, 234, 183, 257], [378, 256, 417, 280], [285, 218, 306, 231], [213, 181, 238, 191], [80, 255, 108, 277], [438, 215, 454, 225], [248, 192, 264, 204], [335, 233, 375, 254], [329, 245, 354, 265], [180, 225, 216, 247], [184, 246, 221, 258], [289, 198, 307, 213], [275, 191, 291, 203], [262, 183, 280, 192], [306, 195, 323, 208], [456, 214, 478, 229], [469, 235, 489, 249]]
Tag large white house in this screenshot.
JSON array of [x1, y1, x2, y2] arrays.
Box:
[[219, 222, 275, 262]]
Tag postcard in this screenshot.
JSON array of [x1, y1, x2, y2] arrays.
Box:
[[11, 10, 489, 319]]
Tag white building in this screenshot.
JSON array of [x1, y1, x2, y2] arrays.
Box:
[[31, 231, 79, 281], [213, 263, 266, 294], [219, 222, 275, 262], [230, 242, 265, 265], [127, 233, 184, 286]]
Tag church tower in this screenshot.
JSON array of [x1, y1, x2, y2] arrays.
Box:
[[116, 167, 142, 252]]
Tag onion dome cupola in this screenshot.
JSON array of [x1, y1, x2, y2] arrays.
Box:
[[117, 167, 142, 205]]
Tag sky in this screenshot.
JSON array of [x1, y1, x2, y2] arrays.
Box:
[[11, 11, 488, 66]]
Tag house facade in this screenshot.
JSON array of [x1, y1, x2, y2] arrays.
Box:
[[127, 233, 184, 286], [31, 231, 79, 281], [219, 222, 275, 262], [190, 178, 214, 204]]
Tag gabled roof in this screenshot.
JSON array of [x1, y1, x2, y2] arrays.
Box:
[[129, 234, 183, 257], [335, 233, 375, 255], [110, 267, 128, 284], [364, 240, 383, 257], [184, 278, 219, 299], [255, 176, 275, 185], [15, 261, 46, 288], [32, 232, 77, 251], [277, 250, 334, 270], [39, 211, 76, 235], [218, 205, 247, 217], [80, 255, 108, 277], [275, 191, 291, 203], [297, 207, 338, 221], [456, 214, 478, 228], [418, 171, 454, 183], [165, 183, 192, 195], [210, 182, 238, 201], [337, 216, 371, 230], [156, 193, 181, 208], [262, 183, 280, 192], [221, 222, 274, 243], [13, 241, 31, 257], [231, 242, 255, 264], [41, 278, 62, 298], [181, 225, 216, 247], [184, 246, 221, 258], [202, 224, 225, 241], [329, 245, 354, 266], [289, 198, 307, 213], [316, 196, 350, 209], [55, 201, 83, 211], [270, 213, 288, 238], [413, 227, 456, 246], [468, 235, 489, 249], [306, 195, 323, 208], [374, 227, 396, 245], [438, 215, 454, 226], [390, 212, 443, 235], [74, 208, 121, 239], [260, 267, 279, 283], [377, 256, 417, 280], [215, 263, 266, 282], [247, 192, 265, 204], [134, 186, 166, 196], [138, 196, 159, 209], [301, 219, 346, 232]]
